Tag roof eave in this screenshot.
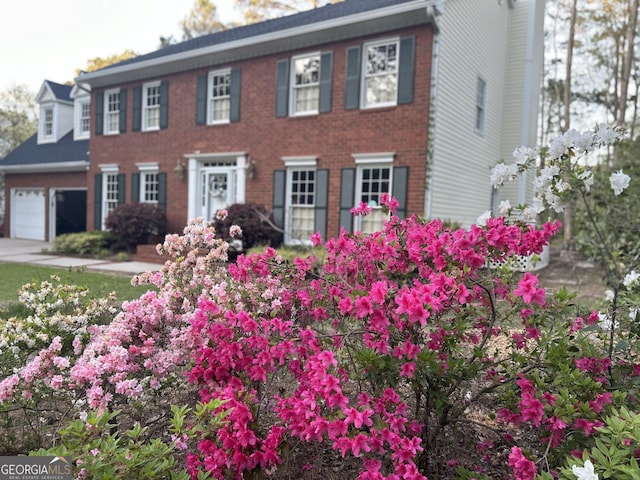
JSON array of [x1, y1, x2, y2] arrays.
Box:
[[78, 0, 434, 88]]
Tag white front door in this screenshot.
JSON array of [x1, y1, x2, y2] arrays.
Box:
[[201, 169, 235, 220]]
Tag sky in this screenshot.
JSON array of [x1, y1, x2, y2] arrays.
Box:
[[0, 0, 240, 95]]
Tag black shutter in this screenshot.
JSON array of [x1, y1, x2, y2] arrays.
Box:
[[392, 166, 408, 219], [272, 170, 286, 228], [230, 68, 241, 123], [117, 174, 126, 205], [275, 59, 289, 118], [95, 92, 104, 135], [339, 168, 355, 233], [196, 74, 207, 125], [158, 173, 167, 211], [344, 46, 361, 110], [94, 174, 102, 230], [118, 90, 127, 133], [398, 36, 416, 105], [132, 86, 142, 132], [160, 81, 169, 129], [131, 173, 140, 202], [319, 52, 333, 114], [314, 169, 329, 239]]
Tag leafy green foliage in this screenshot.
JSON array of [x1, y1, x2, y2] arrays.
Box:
[[53, 230, 112, 256]]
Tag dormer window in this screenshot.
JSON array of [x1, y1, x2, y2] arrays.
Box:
[[80, 102, 90, 134], [44, 108, 54, 137]]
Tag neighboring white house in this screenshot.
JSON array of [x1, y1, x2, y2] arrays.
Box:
[[426, 0, 544, 226]]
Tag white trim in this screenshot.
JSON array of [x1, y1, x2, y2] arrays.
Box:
[[135, 162, 160, 171], [98, 164, 119, 173], [352, 152, 395, 164], [282, 156, 317, 167], [78, 1, 434, 86], [184, 151, 246, 160]]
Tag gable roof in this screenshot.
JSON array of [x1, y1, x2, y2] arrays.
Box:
[[78, 0, 435, 88], [36, 80, 73, 104], [0, 132, 88, 173]]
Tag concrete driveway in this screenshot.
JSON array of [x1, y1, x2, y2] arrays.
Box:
[[0, 238, 161, 275]]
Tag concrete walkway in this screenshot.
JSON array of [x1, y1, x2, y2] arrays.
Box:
[[0, 238, 162, 275]]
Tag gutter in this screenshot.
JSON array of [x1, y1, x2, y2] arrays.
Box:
[[0, 161, 88, 174], [78, 0, 435, 85]]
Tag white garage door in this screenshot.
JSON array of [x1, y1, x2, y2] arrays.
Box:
[[11, 188, 46, 241]]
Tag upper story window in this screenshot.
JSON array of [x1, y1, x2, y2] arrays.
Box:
[[475, 77, 487, 133], [290, 53, 320, 115], [196, 69, 240, 125], [104, 88, 121, 135], [345, 36, 415, 111], [276, 52, 333, 118], [208, 70, 231, 124], [363, 39, 399, 108], [143, 81, 161, 131], [43, 107, 54, 137]]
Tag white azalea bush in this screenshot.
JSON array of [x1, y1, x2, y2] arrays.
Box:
[[492, 124, 640, 480]]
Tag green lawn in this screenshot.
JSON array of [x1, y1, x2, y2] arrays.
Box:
[[0, 262, 153, 305]]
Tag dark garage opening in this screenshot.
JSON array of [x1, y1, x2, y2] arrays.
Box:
[[56, 190, 87, 236]]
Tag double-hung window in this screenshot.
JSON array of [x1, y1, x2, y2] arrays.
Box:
[[100, 166, 120, 229], [354, 154, 394, 234], [43, 108, 54, 137], [208, 69, 231, 124], [291, 53, 320, 115], [136, 164, 160, 204], [363, 39, 399, 108], [285, 158, 317, 244], [79, 101, 90, 136], [104, 89, 120, 135], [143, 81, 161, 131]]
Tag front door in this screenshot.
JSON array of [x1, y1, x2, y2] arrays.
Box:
[[201, 169, 235, 220]]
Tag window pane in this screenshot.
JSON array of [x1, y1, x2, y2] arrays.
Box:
[[209, 72, 231, 123], [292, 54, 320, 114]]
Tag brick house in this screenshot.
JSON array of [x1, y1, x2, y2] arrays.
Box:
[[0, 0, 545, 244]]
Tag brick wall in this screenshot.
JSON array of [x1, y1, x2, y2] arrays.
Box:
[[88, 24, 433, 239]]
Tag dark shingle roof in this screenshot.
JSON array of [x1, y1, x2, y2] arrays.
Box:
[[99, 0, 418, 71], [0, 132, 88, 169], [44, 81, 73, 102]]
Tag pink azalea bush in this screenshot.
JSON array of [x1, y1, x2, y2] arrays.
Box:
[[0, 125, 638, 479]]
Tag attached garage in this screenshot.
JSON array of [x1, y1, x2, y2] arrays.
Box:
[[11, 188, 46, 240]]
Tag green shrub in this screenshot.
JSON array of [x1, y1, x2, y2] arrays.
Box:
[[53, 231, 112, 256], [105, 203, 167, 253]]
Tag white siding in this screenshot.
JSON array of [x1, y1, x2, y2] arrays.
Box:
[[427, 0, 544, 226]]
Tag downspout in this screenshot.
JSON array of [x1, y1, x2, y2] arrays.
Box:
[[424, 1, 442, 219], [518, 0, 539, 205]]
